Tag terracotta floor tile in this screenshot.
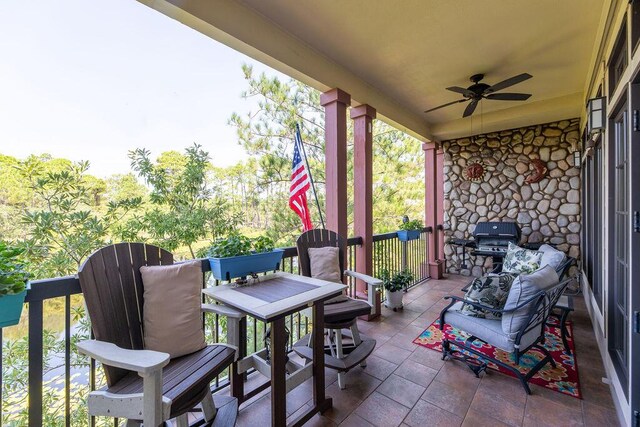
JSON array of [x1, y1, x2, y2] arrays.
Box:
[[434, 359, 482, 392], [581, 401, 620, 427], [359, 354, 398, 381], [354, 392, 411, 427], [462, 409, 515, 427], [524, 393, 584, 426], [393, 358, 438, 388], [404, 399, 463, 427], [469, 387, 525, 426], [373, 342, 412, 364], [341, 369, 383, 401], [322, 382, 366, 424], [408, 346, 446, 370], [376, 374, 426, 408], [421, 380, 475, 415], [339, 413, 375, 427]]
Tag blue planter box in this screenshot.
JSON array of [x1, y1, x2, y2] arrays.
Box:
[[0, 284, 28, 328], [209, 249, 285, 281], [397, 230, 421, 242]]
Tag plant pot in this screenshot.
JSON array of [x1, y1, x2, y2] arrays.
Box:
[[209, 249, 285, 281], [397, 230, 421, 242], [385, 289, 404, 310], [0, 283, 29, 328]]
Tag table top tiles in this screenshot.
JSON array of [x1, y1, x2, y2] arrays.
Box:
[[202, 271, 346, 321], [232, 276, 317, 303]]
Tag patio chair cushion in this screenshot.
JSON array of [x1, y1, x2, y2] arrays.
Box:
[[538, 244, 566, 270], [140, 260, 206, 358], [502, 243, 543, 274], [459, 272, 517, 319], [444, 302, 539, 352], [308, 246, 349, 304], [502, 265, 559, 339]]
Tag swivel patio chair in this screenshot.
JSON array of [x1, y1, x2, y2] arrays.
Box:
[[439, 266, 571, 394], [76, 243, 242, 427], [292, 229, 381, 389]]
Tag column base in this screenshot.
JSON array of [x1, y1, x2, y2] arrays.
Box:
[[429, 260, 445, 280]]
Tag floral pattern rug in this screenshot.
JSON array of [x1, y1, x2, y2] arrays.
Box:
[[413, 318, 581, 398]]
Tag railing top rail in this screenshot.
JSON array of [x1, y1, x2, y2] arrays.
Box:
[[22, 230, 430, 303]]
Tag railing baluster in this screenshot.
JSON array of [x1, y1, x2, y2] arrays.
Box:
[[65, 294, 71, 427], [28, 299, 43, 427]]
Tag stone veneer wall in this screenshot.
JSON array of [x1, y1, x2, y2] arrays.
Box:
[[442, 118, 581, 277]]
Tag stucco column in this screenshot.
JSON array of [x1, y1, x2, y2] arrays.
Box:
[[351, 104, 376, 296], [423, 142, 445, 279], [320, 88, 350, 240]]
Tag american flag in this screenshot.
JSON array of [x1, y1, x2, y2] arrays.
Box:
[[289, 129, 313, 231]]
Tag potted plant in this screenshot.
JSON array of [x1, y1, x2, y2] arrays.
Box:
[[381, 268, 414, 311], [202, 234, 284, 281], [397, 219, 423, 242], [0, 241, 30, 328]]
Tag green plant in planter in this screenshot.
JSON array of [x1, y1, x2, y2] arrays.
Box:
[[203, 234, 253, 258], [380, 268, 415, 292], [0, 241, 30, 296], [399, 219, 423, 231], [0, 241, 31, 328], [201, 234, 276, 258]]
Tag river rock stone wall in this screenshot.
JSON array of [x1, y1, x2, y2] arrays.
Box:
[[442, 118, 581, 277]]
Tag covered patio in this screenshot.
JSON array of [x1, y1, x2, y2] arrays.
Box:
[[2, 0, 637, 426], [231, 275, 615, 426]]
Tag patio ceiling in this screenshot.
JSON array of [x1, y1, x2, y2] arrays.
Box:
[[141, 0, 605, 141]]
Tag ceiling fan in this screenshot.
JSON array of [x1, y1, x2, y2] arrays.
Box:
[[424, 73, 533, 118]]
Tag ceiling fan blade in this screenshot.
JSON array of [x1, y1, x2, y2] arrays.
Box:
[[485, 93, 531, 101], [463, 99, 479, 117], [446, 86, 475, 97], [486, 73, 532, 93], [424, 99, 467, 113]]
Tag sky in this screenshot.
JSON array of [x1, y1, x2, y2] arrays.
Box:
[[0, 0, 286, 177]]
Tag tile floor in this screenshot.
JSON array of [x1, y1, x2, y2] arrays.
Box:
[[231, 274, 620, 427]]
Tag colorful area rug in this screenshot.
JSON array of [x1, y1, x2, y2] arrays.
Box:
[[413, 318, 581, 398]]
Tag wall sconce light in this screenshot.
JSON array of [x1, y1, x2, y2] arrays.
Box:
[[573, 149, 581, 168], [587, 96, 606, 134]]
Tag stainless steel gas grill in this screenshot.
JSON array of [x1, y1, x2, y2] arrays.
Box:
[[448, 221, 522, 270], [471, 221, 521, 257]]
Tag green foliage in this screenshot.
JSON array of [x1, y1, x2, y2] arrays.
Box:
[[201, 234, 275, 258], [253, 235, 275, 253], [380, 268, 415, 292], [17, 158, 142, 278], [129, 144, 239, 258], [0, 241, 30, 295], [399, 219, 423, 231]]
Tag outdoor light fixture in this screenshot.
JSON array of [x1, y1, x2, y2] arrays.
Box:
[[573, 150, 581, 168], [587, 96, 606, 134]]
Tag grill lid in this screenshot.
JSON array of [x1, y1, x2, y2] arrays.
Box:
[[473, 221, 521, 241]]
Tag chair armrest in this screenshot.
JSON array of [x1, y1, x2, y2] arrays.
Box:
[[77, 340, 169, 375], [344, 270, 383, 288], [202, 303, 245, 319], [443, 293, 545, 314]]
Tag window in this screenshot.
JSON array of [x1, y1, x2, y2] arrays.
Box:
[[609, 21, 628, 97]]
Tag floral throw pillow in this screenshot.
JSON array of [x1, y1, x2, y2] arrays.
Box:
[[502, 242, 543, 274], [459, 272, 518, 319]]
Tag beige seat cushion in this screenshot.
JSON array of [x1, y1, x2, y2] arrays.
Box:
[[308, 246, 348, 304], [140, 260, 206, 358]]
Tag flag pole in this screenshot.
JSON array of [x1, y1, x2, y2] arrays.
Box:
[[295, 123, 325, 229]]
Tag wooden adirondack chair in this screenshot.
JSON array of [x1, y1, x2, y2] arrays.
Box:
[[293, 229, 381, 390], [76, 243, 242, 427]]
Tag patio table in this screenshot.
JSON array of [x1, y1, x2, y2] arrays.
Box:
[[203, 271, 345, 426]]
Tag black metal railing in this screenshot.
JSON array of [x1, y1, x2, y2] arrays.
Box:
[[0, 229, 431, 427]]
